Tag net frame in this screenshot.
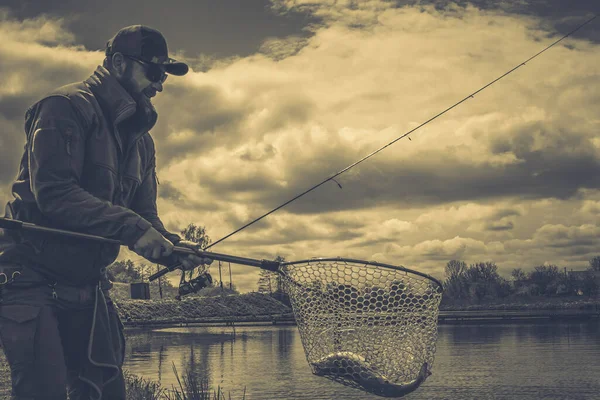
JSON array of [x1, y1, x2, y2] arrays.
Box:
[[279, 257, 443, 397]]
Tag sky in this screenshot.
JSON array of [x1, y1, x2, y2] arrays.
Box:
[[0, 0, 599, 293]]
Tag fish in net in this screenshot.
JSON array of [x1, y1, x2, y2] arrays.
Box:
[[280, 258, 443, 398]]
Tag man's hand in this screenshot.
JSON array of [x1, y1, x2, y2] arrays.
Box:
[[133, 227, 174, 260], [176, 240, 213, 271]]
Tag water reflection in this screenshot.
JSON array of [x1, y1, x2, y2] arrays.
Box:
[[447, 323, 506, 344], [123, 321, 600, 400]]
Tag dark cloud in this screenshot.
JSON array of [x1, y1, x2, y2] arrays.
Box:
[[224, 117, 599, 215], [157, 180, 184, 201], [491, 208, 522, 219], [485, 220, 514, 231], [0, 0, 317, 59], [156, 84, 248, 133], [275, 0, 600, 42], [249, 153, 595, 215], [150, 83, 316, 164], [226, 220, 362, 246]]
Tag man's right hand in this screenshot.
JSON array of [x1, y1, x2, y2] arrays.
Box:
[[132, 227, 174, 260]]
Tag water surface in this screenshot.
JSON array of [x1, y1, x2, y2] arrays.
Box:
[[123, 321, 600, 400]]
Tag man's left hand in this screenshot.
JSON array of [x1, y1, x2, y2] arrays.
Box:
[[176, 240, 213, 271]]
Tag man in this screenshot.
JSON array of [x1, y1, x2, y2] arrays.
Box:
[[0, 25, 208, 399]]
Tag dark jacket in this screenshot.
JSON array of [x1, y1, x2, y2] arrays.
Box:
[[0, 66, 180, 285]]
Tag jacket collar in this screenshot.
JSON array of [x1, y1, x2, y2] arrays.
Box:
[[84, 66, 158, 133], [85, 66, 136, 126]]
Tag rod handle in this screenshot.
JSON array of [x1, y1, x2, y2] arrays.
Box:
[[0, 217, 23, 231], [148, 249, 281, 281]]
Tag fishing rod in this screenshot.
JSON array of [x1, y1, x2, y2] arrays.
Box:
[[204, 13, 598, 251]]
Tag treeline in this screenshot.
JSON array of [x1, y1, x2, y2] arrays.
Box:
[[443, 256, 600, 305], [257, 256, 291, 306]]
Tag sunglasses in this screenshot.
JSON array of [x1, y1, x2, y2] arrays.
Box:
[[127, 56, 168, 84]]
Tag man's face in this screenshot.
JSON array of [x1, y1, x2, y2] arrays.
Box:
[[120, 57, 166, 102]]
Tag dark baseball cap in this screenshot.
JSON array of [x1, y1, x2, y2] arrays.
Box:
[[105, 25, 189, 76]]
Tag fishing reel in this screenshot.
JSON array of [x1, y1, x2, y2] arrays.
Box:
[[175, 270, 213, 301]]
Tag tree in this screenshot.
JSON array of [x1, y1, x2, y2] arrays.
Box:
[[138, 263, 149, 281], [589, 256, 600, 272], [581, 277, 599, 296], [180, 223, 211, 248], [443, 260, 468, 301], [257, 270, 274, 295], [511, 268, 527, 283], [445, 260, 467, 280], [107, 259, 141, 283], [443, 260, 511, 304], [180, 223, 212, 280], [257, 255, 287, 301], [529, 265, 562, 296], [273, 255, 286, 294]]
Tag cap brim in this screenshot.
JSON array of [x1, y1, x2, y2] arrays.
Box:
[[162, 59, 189, 76]]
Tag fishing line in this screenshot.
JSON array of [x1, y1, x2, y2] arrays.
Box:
[[203, 14, 597, 250]]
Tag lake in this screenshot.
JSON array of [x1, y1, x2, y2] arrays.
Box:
[[123, 321, 600, 400]]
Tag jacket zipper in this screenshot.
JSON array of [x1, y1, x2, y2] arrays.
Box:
[[112, 103, 145, 204], [117, 132, 145, 204]]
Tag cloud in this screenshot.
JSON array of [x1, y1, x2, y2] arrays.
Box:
[[0, 9, 77, 46], [148, 3, 600, 291], [1, 2, 599, 294], [0, 12, 102, 193], [150, 4, 600, 220]]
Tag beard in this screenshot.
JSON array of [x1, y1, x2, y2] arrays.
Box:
[[118, 69, 158, 133]]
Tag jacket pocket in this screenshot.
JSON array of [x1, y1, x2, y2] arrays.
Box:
[[0, 305, 41, 365]]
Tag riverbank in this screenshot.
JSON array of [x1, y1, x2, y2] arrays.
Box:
[[440, 295, 600, 311], [115, 292, 292, 326]]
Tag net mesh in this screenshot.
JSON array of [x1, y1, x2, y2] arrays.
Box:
[[280, 258, 443, 398]]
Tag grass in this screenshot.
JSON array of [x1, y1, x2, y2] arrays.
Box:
[[124, 370, 168, 400], [124, 363, 246, 400], [164, 363, 246, 400]]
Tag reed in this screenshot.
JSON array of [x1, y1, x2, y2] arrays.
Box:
[[165, 362, 246, 400], [124, 365, 245, 400], [124, 370, 167, 400]]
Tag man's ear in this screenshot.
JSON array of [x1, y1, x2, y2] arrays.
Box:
[[111, 52, 127, 78]]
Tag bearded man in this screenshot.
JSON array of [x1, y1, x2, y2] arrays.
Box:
[[0, 25, 207, 400]]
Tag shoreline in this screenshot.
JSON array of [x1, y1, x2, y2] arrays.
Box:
[[122, 308, 600, 328]]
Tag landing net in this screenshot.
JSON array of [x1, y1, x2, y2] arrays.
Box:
[[280, 258, 443, 398]]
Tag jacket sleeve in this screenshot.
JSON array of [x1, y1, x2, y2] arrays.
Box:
[[27, 96, 152, 246], [130, 145, 182, 245]]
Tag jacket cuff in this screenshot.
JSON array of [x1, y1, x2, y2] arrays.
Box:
[[165, 233, 181, 245], [122, 217, 153, 247]]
